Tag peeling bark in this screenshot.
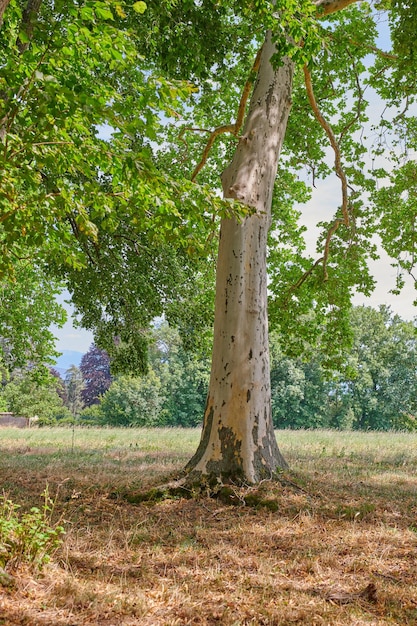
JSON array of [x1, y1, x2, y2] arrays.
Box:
[[186, 32, 293, 484]]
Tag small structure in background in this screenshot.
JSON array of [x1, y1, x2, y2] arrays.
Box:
[[0, 412, 39, 428]]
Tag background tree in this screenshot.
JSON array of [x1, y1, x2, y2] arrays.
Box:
[[333, 306, 417, 431], [270, 333, 330, 429], [80, 344, 112, 406], [1, 370, 71, 424], [270, 307, 417, 432], [65, 365, 85, 418], [95, 372, 163, 427], [149, 322, 209, 427]]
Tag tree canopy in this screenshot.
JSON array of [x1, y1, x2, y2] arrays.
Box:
[[2, 1, 416, 358]]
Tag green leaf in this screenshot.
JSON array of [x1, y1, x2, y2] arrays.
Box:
[[132, 2, 147, 14], [94, 5, 114, 20]]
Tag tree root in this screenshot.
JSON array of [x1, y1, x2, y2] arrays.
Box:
[[119, 471, 310, 509]]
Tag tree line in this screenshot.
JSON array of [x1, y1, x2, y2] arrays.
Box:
[[1, 305, 416, 432]]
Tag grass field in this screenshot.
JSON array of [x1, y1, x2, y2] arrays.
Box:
[[0, 427, 416, 625]]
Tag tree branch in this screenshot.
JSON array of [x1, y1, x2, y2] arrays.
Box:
[[303, 64, 355, 280], [303, 65, 349, 227], [187, 45, 263, 183]]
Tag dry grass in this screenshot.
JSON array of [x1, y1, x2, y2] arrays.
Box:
[[0, 427, 416, 625]]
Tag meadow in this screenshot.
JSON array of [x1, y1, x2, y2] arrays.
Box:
[[0, 427, 416, 625]]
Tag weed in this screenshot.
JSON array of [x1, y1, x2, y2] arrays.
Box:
[[0, 486, 65, 572]]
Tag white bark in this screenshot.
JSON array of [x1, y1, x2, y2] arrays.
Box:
[[186, 33, 294, 483]]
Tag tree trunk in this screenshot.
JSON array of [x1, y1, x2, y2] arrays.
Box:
[[0, 0, 11, 28], [186, 33, 294, 484]]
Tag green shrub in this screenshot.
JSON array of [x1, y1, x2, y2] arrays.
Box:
[[0, 488, 65, 571]]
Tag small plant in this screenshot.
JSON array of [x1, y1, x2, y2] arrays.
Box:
[[0, 487, 65, 572]]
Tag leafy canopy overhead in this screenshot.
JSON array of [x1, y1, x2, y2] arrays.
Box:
[[1, 0, 417, 365]]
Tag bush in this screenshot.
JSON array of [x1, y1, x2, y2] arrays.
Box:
[[0, 488, 65, 572], [98, 372, 164, 426]]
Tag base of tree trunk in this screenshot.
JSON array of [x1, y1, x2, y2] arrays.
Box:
[[120, 469, 306, 507]]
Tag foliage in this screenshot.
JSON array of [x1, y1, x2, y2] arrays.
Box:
[[334, 306, 417, 430], [49, 367, 68, 404], [148, 322, 210, 427], [0, 264, 66, 375], [80, 344, 112, 406], [270, 333, 331, 429], [75, 310, 417, 431], [270, 306, 417, 431], [94, 372, 163, 427], [78, 322, 210, 427], [65, 365, 85, 417], [0, 0, 227, 370], [0, 488, 65, 572], [1, 370, 72, 424]]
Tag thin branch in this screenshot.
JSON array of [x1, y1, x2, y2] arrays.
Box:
[[303, 64, 349, 227], [191, 123, 237, 182], [338, 50, 365, 144], [286, 257, 324, 301], [322, 218, 345, 280], [187, 45, 263, 183], [67, 214, 97, 267], [393, 95, 410, 123], [0, 208, 16, 224], [8, 140, 74, 160]]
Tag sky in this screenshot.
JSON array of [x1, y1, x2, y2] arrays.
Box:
[[298, 176, 417, 320], [51, 293, 93, 354]]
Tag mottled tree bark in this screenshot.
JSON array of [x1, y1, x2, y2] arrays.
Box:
[[186, 33, 294, 484]]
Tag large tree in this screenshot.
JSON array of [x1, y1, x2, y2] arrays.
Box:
[[2, 1, 417, 485], [180, 0, 386, 483], [166, 0, 417, 484]]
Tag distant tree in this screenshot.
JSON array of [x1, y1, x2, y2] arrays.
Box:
[[49, 368, 68, 404], [80, 344, 112, 406], [334, 306, 417, 431], [1, 372, 71, 424], [149, 322, 209, 427], [270, 334, 330, 429], [97, 372, 163, 427], [65, 366, 85, 417]]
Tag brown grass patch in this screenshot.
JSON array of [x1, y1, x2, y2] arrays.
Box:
[[0, 428, 416, 625]]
